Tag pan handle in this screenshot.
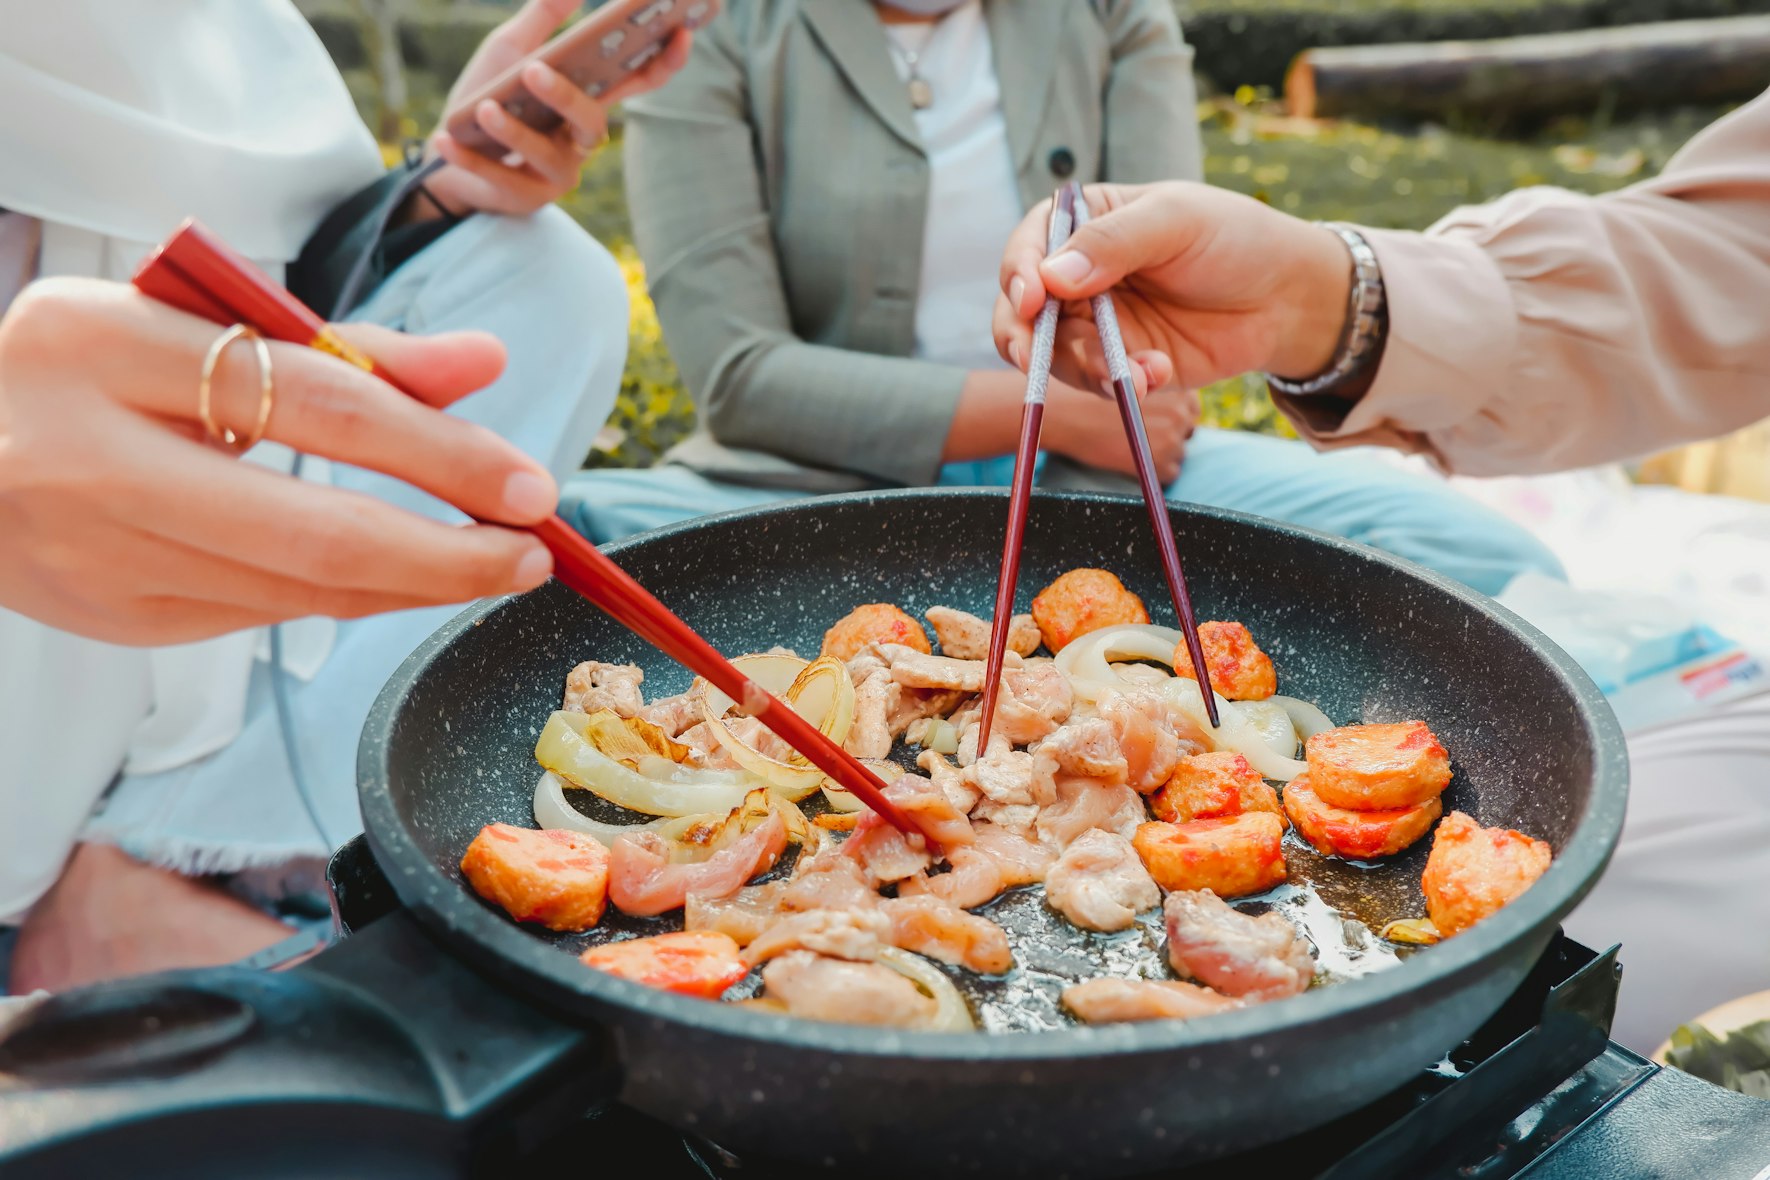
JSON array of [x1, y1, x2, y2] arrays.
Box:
[[0, 908, 617, 1180]]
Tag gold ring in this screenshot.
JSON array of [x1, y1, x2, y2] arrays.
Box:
[[198, 324, 275, 452]]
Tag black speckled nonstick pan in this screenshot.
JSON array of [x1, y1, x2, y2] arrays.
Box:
[[0, 490, 1628, 1180]]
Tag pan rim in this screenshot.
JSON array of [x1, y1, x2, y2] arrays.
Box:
[[359, 488, 1629, 1063]]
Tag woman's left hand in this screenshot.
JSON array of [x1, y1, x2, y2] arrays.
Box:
[[423, 0, 693, 218]]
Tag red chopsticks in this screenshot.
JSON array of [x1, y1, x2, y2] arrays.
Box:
[[133, 219, 926, 841], [976, 186, 1077, 754], [977, 186, 1218, 746]]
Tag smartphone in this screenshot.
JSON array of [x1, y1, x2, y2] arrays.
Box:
[[442, 0, 718, 157]]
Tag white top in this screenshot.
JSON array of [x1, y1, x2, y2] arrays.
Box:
[[884, 2, 1024, 374], [0, 0, 384, 922]]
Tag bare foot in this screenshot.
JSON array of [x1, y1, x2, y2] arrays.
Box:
[[8, 842, 294, 994]]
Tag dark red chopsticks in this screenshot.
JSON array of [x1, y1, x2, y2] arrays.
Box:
[[1067, 188, 1218, 729], [976, 186, 1077, 754], [977, 185, 1218, 746], [133, 219, 926, 841]]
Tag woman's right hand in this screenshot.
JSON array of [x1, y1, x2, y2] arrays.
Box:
[[994, 182, 1356, 395], [0, 277, 559, 646]]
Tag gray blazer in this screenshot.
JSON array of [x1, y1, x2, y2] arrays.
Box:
[[625, 0, 1203, 493]]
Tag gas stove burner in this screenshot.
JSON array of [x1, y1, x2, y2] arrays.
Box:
[[563, 935, 1640, 1180]]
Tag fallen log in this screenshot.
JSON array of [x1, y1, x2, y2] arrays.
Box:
[[1286, 16, 1770, 122]]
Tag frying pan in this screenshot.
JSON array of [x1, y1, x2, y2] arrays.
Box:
[[0, 490, 1627, 1179]]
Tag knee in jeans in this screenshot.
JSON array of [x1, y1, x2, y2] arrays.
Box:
[[478, 207, 628, 324]]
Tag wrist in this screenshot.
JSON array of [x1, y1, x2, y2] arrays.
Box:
[[1270, 223, 1356, 380]]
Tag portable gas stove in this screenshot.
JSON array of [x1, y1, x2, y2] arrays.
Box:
[[320, 838, 1770, 1180], [5, 839, 1769, 1180]]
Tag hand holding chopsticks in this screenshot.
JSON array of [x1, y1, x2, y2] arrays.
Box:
[[132, 220, 927, 843], [977, 184, 1219, 749]]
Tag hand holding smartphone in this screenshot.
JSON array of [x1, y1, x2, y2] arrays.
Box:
[[422, 0, 713, 219], [442, 0, 717, 158]]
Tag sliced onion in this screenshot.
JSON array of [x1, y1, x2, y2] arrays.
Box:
[[699, 653, 808, 716], [822, 759, 903, 813], [533, 771, 711, 846], [1161, 679, 1307, 781], [878, 947, 975, 1033], [924, 718, 960, 755], [537, 711, 759, 817], [702, 655, 857, 801], [1055, 624, 1185, 701], [1272, 695, 1335, 743], [1235, 699, 1301, 761]]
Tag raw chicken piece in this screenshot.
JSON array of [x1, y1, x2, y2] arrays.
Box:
[[674, 721, 739, 769], [845, 668, 898, 759], [879, 644, 986, 692], [1152, 752, 1283, 825], [743, 908, 893, 965], [897, 847, 1007, 909], [883, 773, 976, 849], [964, 749, 1043, 807], [918, 750, 983, 814], [953, 703, 1013, 767], [1100, 693, 1199, 794], [763, 951, 938, 1027], [970, 823, 1057, 886], [1035, 718, 1129, 786], [782, 852, 882, 913], [1031, 569, 1150, 652], [684, 882, 787, 947], [1164, 890, 1315, 1001], [1061, 978, 1240, 1025], [1170, 621, 1277, 701], [991, 662, 1075, 745], [822, 604, 930, 662], [607, 812, 787, 918], [970, 799, 1041, 840], [925, 606, 1040, 661], [1133, 814, 1287, 899], [1305, 721, 1452, 811], [581, 931, 749, 1000], [846, 646, 891, 683], [843, 812, 933, 886], [889, 687, 967, 740], [460, 824, 610, 932], [1422, 811, 1553, 938], [880, 896, 1014, 974], [638, 691, 700, 738], [563, 661, 645, 718], [1036, 775, 1146, 851], [1044, 830, 1161, 933]]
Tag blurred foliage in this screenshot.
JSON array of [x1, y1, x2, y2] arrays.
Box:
[[327, 4, 1721, 470], [1176, 0, 1770, 92]]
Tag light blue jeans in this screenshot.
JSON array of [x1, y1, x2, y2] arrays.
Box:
[[561, 430, 1565, 598], [82, 208, 629, 878]]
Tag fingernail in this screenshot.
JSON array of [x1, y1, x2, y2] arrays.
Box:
[[1009, 340, 1024, 369], [503, 469, 556, 518], [513, 545, 553, 591], [523, 62, 550, 89], [1009, 276, 1025, 310], [1044, 251, 1094, 287], [479, 99, 503, 124]]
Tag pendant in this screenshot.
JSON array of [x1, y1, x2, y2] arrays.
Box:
[[908, 76, 934, 110]]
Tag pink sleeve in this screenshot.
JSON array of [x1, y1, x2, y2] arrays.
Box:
[[1271, 89, 1770, 476]]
